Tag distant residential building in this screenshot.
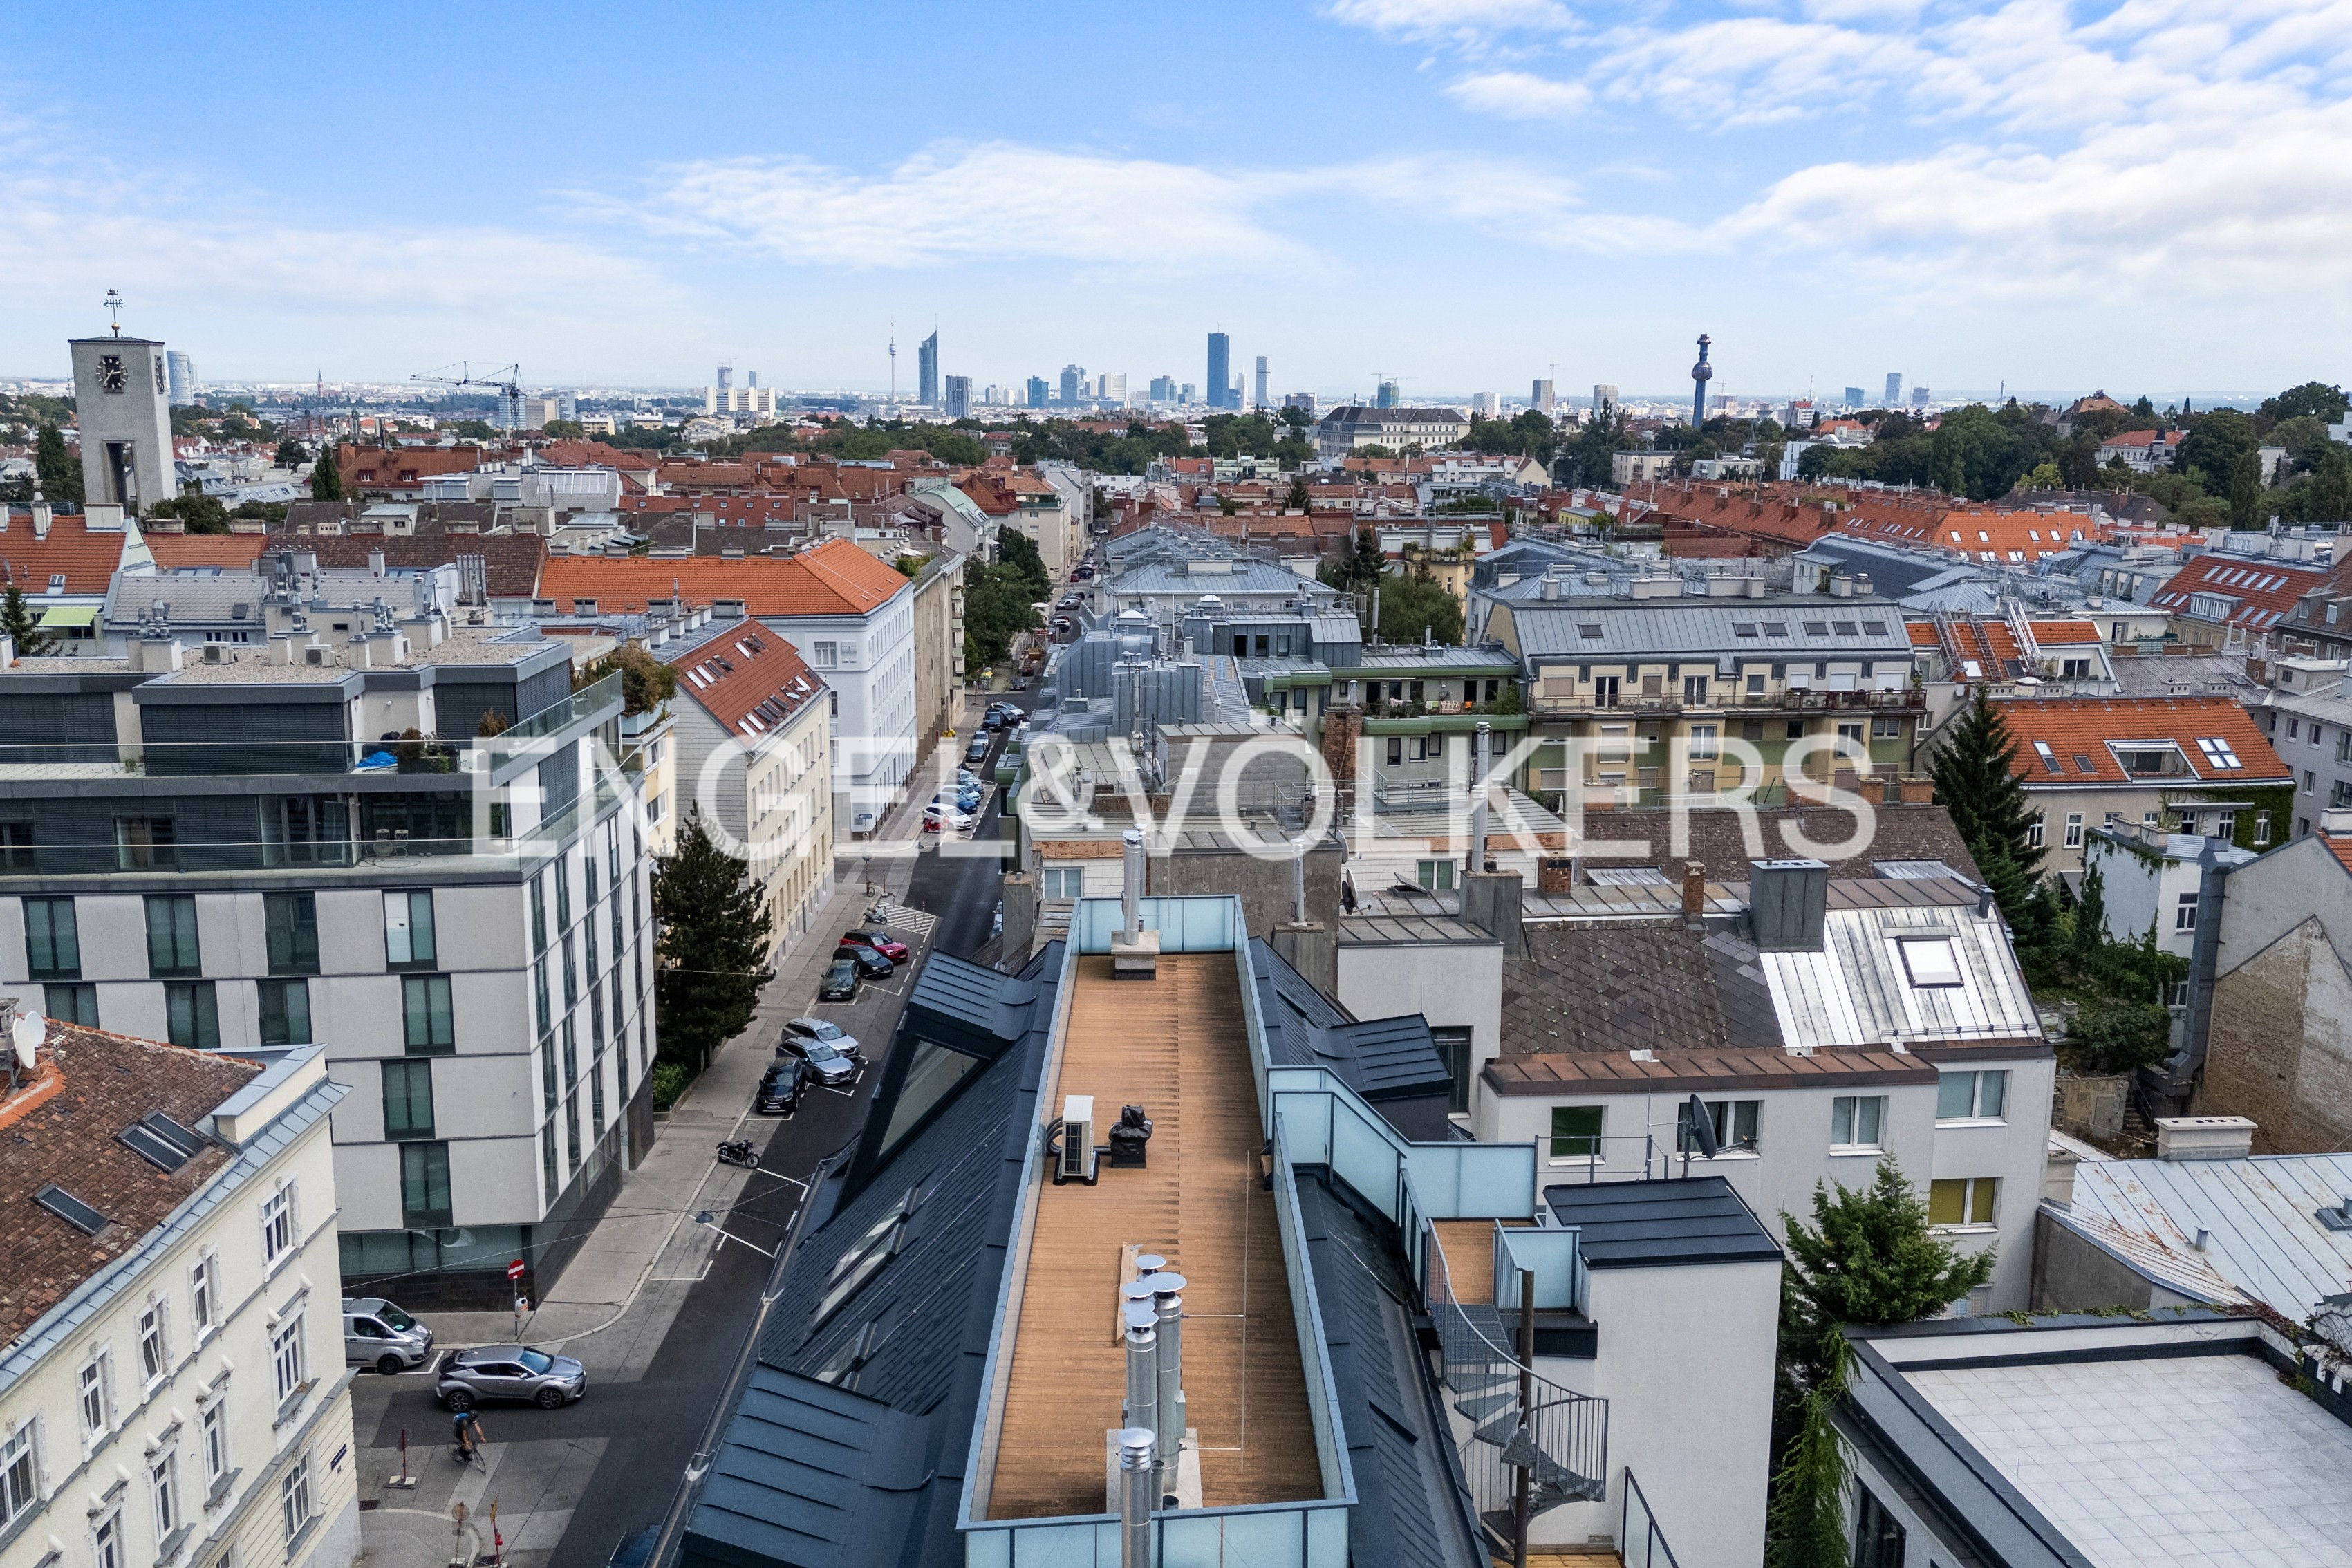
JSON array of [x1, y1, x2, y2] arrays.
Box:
[[1609, 451, 1677, 485], [2253, 657, 2352, 822], [1689, 456, 1762, 481], [0, 1029, 360, 1568], [1147, 375, 1176, 402], [1531, 377, 1555, 414], [1057, 364, 1082, 405], [943, 375, 971, 420], [1093, 373, 1126, 403], [916, 333, 939, 407], [1592, 382, 1619, 411], [1025, 376, 1048, 408], [1315, 404, 1469, 458], [2081, 820, 2254, 962], [1469, 392, 1501, 418], [520, 395, 563, 429], [1912, 386, 1932, 407], [1205, 332, 1231, 411], [1282, 391, 1316, 414], [1179, 382, 1197, 404], [904, 550, 968, 749], [716, 364, 733, 391], [1778, 440, 1814, 480]]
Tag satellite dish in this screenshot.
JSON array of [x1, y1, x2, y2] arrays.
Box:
[[11, 1010, 42, 1072], [1683, 1093, 1719, 1161]]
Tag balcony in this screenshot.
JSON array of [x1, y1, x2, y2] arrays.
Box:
[[1527, 685, 1921, 718]]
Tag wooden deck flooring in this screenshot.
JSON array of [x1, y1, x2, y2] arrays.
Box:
[[987, 953, 1323, 1520], [1432, 1218, 1531, 1306]]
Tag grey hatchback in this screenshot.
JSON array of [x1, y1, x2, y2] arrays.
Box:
[[435, 1345, 586, 1410]]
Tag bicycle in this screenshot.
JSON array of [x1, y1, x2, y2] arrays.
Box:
[[449, 1441, 485, 1470]]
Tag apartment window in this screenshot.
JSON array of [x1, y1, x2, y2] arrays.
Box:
[[2176, 891, 2200, 932], [1872, 715, 1902, 740], [540, 1032, 557, 1112], [1688, 723, 1719, 760], [402, 975, 454, 1054], [189, 1254, 216, 1337], [1836, 720, 1866, 747], [0, 821, 31, 872], [1549, 1105, 1603, 1161], [1415, 859, 1455, 892], [165, 982, 220, 1051], [1593, 675, 1620, 707], [78, 1350, 114, 1439], [1831, 1094, 1885, 1150], [534, 957, 551, 1036], [1677, 1098, 1760, 1155], [2064, 811, 2084, 848], [257, 980, 311, 1046], [400, 1143, 452, 1228], [2216, 811, 2237, 839], [382, 1060, 435, 1140], [1, 1421, 39, 1531], [1682, 674, 1709, 706], [1430, 1027, 1473, 1115], [542, 1123, 559, 1201], [812, 641, 839, 669], [1929, 1177, 2000, 1228], [1385, 736, 1403, 767], [24, 896, 79, 978], [562, 935, 577, 1009], [264, 893, 318, 974], [149, 1451, 178, 1543], [116, 817, 176, 870], [530, 873, 548, 953], [2255, 810, 2272, 845], [1746, 673, 1766, 696], [46, 981, 97, 1026], [93, 1509, 122, 1568], [1786, 719, 1806, 740], [261, 1182, 297, 1268], [383, 890, 436, 967], [1041, 867, 1083, 899], [562, 1020, 577, 1087], [138, 1303, 169, 1385], [566, 1094, 581, 1172], [591, 1053, 607, 1137], [1938, 1070, 2008, 1120], [2027, 814, 2046, 848], [146, 895, 201, 976], [200, 1403, 227, 1484], [280, 1455, 312, 1551], [1853, 1485, 1906, 1568]]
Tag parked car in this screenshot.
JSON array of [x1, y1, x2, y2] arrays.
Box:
[[436, 1345, 586, 1410], [608, 1527, 660, 1568], [965, 734, 991, 764], [344, 1297, 434, 1374], [925, 802, 971, 830], [776, 1032, 857, 1085], [781, 1016, 864, 1063], [1011, 675, 1031, 691], [839, 930, 910, 964], [956, 786, 984, 813], [834, 943, 893, 980], [819, 958, 861, 1000], [756, 1058, 808, 1112]]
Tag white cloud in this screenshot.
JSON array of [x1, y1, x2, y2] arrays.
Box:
[[1320, 0, 1574, 41], [1445, 70, 1594, 120]]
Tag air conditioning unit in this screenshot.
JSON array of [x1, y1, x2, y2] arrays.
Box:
[[1056, 1094, 1098, 1186], [304, 645, 330, 666]]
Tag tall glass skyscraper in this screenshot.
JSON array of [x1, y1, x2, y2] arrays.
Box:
[[918, 333, 940, 405], [1206, 333, 1231, 410]]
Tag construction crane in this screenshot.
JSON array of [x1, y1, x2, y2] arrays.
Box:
[[411, 362, 524, 434]]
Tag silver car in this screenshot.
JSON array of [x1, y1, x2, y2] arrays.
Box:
[[435, 1345, 587, 1411], [344, 1297, 433, 1374]]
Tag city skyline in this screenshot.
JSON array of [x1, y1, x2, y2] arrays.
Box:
[[3, 1, 2346, 393]]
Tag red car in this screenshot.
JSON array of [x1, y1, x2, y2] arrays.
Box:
[[840, 929, 911, 963]]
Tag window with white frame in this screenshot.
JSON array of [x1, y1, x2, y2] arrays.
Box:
[[1415, 859, 1455, 892], [78, 1350, 114, 1440], [270, 1314, 306, 1405], [149, 1450, 178, 1542], [2176, 891, 2200, 932], [2064, 812, 2084, 848], [1688, 723, 1718, 760], [2255, 810, 2272, 845], [1549, 1105, 1603, 1161], [189, 1253, 216, 1339], [1677, 1098, 1760, 1154], [2028, 814, 2046, 848], [1040, 867, 1083, 899], [1831, 1094, 1885, 1150], [138, 1302, 169, 1385], [0, 1421, 38, 1531], [200, 1403, 227, 1486], [1936, 1069, 2008, 1121], [1929, 1177, 1999, 1228], [93, 1508, 122, 1568], [279, 1456, 312, 1549], [261, 1182, 297, 1268]]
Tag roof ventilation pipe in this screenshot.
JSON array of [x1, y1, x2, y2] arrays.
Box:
[[1122, 1303, 1159, 1467], [1117, 1426, 1157, 1568], [1467, 721, 1490, 875], [1149, 1272, 1189, 1506], [1121, 827, 1146, 940]]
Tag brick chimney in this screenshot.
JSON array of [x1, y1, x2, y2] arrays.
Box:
[[1682, 861, 1707, 920]]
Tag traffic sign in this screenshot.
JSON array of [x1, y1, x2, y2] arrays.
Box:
[[507, 1259, 525, 1281]]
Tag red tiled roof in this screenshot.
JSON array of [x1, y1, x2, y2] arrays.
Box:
[[2148, 554, 2326, 632], [0, 513, 142, 595], [340, 445, 487, 490], [149, 535, 270, 572], [1991, 697, 2289, 787], [537, 536, 911, 618], [666, 624, 826, 739], [287, 533, 547, 599]]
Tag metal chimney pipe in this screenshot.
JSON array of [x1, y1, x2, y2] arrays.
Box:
[[1467, 721, 1491, 875], [1290, 838, 1308, 925], [1123, 1303, 1159, 1442], [1121, 827, 1146, 938], [1118, 1428, 1157, 1568], [1148, 1272, 1189, 1500]]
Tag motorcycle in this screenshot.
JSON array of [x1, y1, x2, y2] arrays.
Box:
[[715, 1139, 758, 1168]]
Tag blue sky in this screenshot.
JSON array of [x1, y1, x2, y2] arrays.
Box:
[[5, 0, 2346, 400]]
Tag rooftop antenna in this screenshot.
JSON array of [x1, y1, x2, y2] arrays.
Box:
[[103, 289, 124, 337]]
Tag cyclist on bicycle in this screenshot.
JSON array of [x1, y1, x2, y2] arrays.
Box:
[[452, 1409, 486, 1462]]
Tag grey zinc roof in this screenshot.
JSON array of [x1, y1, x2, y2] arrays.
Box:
[[1294, 1171, 1486, 1568], [2064, 1154, 2352, 1318], [1111, 560, 1338, 600], [1542, 1175, 1782, 1268], [1252, 940, 1454, 1103], [1342, 644, 1520, 675], [1760, 897, 2044, 1050], [1506, 599, 1912, 662]]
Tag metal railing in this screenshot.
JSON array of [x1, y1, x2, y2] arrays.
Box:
[[1528, 686, 1921, 716], [1619, 1469, 1683, 1568]]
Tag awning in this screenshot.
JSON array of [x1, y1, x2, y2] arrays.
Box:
[[35, 606, 97, 628]]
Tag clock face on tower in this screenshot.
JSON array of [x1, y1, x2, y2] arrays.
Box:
[[97, 354, 127, 394]]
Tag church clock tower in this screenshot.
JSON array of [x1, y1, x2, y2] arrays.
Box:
[[68, 291, 174, 516]]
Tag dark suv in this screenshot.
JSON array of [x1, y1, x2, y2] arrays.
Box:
[[818, 958, 860, 1002], [756, 1059, 808, 1114]]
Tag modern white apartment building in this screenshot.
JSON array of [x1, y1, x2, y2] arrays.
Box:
[[0, 619, 657, 1308], [0, 1030, 357, 1568]]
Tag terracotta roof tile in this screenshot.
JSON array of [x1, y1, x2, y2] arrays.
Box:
[[0, 513, 141, 595], [1992, 696, 2290, 786], [2148, 554, 2326, 631], [149, 535, 270, 572], [666, 625, 827, 738], [537, 537, 911, 619]]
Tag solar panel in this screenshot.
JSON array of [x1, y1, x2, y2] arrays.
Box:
[[35, 1183, 107, 1235]]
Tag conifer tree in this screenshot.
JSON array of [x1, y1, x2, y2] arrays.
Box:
[[310, 442, 344, 501], [1930, 688, 2042, 880], [2, 586, 55, 657], [651, 808, 774, 1071]]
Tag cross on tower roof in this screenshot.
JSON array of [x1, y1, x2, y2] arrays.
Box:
[[104, 290, 124, 336]]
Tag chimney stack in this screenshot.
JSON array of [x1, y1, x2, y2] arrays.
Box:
[[1467, 721, 1491, 875], [1148, 1272, 1188, 1505], [1117, 1428, 1157, 1568], [1122, 1303, 1159, 1458], [1682, 861, 1707, 920], [1111, 827, 1160, 979]]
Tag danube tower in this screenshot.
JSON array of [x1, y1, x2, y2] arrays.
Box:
[[1690, 333, 1714, 424]]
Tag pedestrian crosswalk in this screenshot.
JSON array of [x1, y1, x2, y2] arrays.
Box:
[[876, 905, 938, 940]]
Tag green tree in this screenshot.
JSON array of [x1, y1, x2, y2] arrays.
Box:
[[1283, 475, 1309, 511], [34, 423, 82, 504], [997, 528, 1049, 601], [2169, 409, 2257, 489], [2072, 857, 2107, 968], [2307, 445, 2352, 522], [1930, 689, 2042, 881], [2257, 381, 2349, 426], [144, 483, 232, 534], [1767, 1163, 1993, 1568], [1372, 569, 1464, 644], [2228, 449, 2265, 529], [310, 442, 344, 501], [2, 585, 57, 657], [652, 808, 775, 1072], [273, 438, 308, 467], [582, 644, 679, 716]]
